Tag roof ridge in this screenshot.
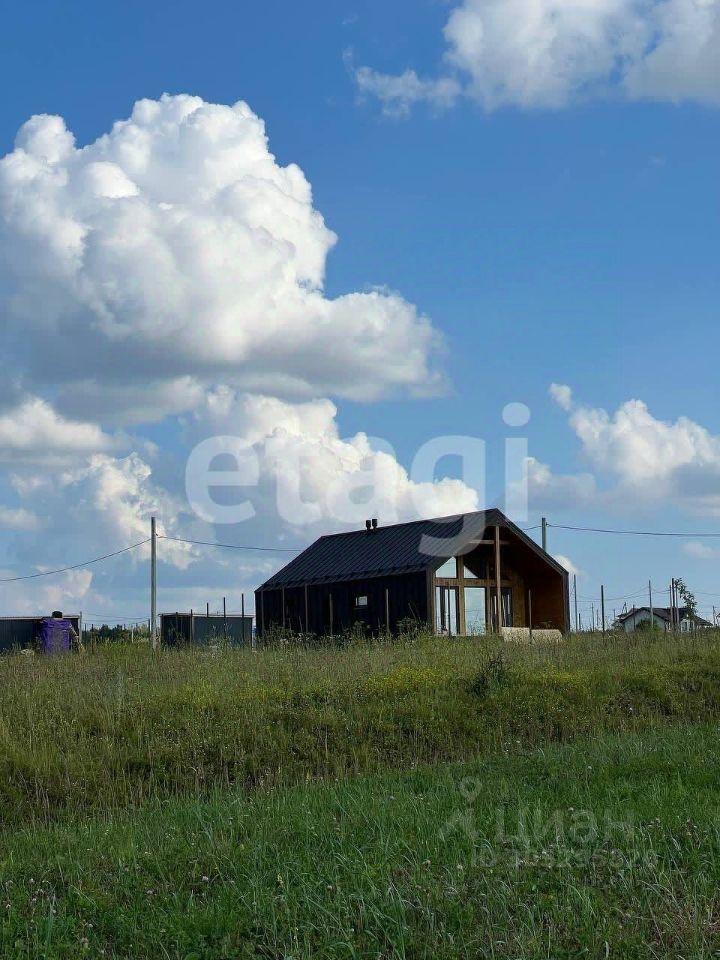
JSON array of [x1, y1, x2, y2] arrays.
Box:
[[315, 509, 499, 541], [256, 508, 565, 592]]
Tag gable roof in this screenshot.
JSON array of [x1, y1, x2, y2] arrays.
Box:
[[258, 509, 567, 590], [617, 607, 672, 623], [617, 606, 712, 626]]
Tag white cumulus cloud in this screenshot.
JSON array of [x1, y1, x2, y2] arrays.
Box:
[[0, 397, 116, 463], [549, 383, 574, 412], [0, 94, 443, 418], [683, 540, 720, 560], [187, 388, 480, 532], [554, 553, 582, 576], [9, 452, 195, 572], [355, 0, 720, 113], [0, 506, 40, 531], [353, 64, 462, 116], [547, 386, 720, 512]]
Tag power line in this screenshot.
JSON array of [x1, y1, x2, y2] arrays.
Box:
[[158, 535, 300, 554], [0, 539, 150, 584], [550, 523, 720, 538], [83, 614, 149, 622], [577, 585, 658, 603]]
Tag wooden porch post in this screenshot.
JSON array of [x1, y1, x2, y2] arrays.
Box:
[[494, 525, 502, 634], [528, 589, 533, 641]]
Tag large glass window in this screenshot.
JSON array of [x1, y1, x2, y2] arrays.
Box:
[[464, 587, 487, 635], [502, 587, 512, 626], [435, 586, 459, 635], [435, 557, 458, 578], [490, 588, 513, 629], [459, 557, 478, 579]]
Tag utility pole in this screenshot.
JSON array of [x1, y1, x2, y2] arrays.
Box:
[[150, 516, 158, 650], [541, 517, 548, 552], [573, 575, 579, 633], [601, 585, 606, 637], [648, 581, 653, 633], [670, 579, 676, 632]]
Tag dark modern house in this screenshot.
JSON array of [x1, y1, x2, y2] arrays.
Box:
[[255, 509, 570, 638]]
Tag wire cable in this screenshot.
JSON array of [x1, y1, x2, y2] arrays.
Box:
[[158, 534, 300, 554], [83, 614, 150, 622], [577, 586, 672, 604], [0, 539, 150, 584], [550, 523, 720, 538]]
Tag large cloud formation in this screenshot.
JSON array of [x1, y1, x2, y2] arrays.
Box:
[[355, 0, 720, 113], [186, 389, 479, 531], [535, 384, 720, 515], [0, 95, 479, 612], [0, 94, 442, 420]]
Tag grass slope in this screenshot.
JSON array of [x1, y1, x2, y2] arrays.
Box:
[[1, 724, 720, 959], [1, 633, 720, 825]]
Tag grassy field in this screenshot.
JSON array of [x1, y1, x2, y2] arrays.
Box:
[[1, 631, 720, 958], [1, 631, 719, 825], [1, 724, 719, 959]]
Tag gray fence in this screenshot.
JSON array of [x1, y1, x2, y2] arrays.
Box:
[[0, 616, 82, 653], [160, 613, 253, 647]]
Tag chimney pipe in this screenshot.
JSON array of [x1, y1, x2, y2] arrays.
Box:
[[365, 520, 372, 533], [372, 518, 378, 530]]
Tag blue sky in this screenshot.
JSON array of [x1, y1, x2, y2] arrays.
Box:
[[0, 0, 719, 622]]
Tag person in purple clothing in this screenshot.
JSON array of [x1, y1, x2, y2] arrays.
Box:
[[36, 611, 84, 654]]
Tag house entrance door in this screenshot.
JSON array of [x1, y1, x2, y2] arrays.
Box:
[[464, 586, 487, 635], [435, 586, 459, 635]]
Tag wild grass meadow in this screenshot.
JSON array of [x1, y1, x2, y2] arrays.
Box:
[[1, 630, 720, 957]]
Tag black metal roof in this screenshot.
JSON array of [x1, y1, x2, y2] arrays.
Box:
[[258, 509, 566, 589]]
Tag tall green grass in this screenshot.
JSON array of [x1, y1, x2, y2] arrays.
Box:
[[1, 631, 719, 826], [1, 724, 719, 959]]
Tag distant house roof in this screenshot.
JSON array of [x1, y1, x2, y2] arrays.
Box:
[[258, 509, 567, 590], [617, 607, 672, 624], [617, 606, 712, 627]]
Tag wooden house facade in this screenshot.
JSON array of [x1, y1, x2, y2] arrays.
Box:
[[256, 510, 570, 639]]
